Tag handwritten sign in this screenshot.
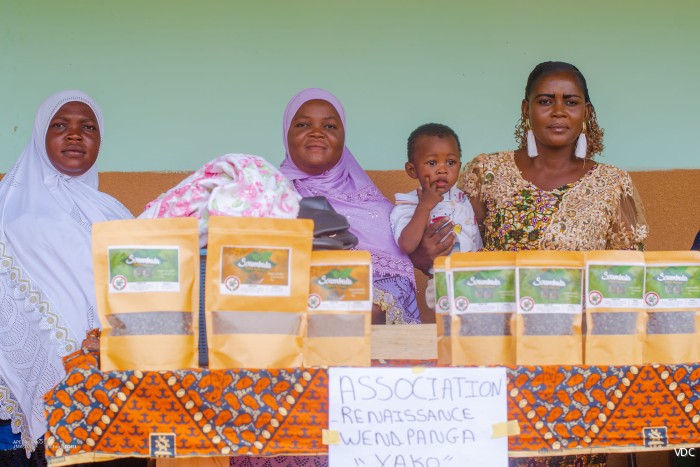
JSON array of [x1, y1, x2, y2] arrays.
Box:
[[329, 367, 508, 466]]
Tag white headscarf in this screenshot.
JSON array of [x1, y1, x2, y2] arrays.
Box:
[[0, 90, 132, 450]]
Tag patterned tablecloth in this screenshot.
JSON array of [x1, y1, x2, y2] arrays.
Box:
[[44, 352, 700, 465]]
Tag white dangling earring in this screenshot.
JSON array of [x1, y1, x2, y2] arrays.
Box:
[[574, 121, 587, 159], [526, 119, 538, 157]]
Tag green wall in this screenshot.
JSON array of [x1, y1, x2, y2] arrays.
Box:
[[2, 0, 698, 172]]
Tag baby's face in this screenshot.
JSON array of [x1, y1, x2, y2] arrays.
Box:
[[409, 135, 461, 195]]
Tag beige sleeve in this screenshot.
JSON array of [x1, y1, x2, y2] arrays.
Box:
[[458, 155, 487, 229], [606, 174, 649, 250]]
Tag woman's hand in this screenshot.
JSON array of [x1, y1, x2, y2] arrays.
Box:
[[408, 217, 456, 275], [371, 304, 385, 325]]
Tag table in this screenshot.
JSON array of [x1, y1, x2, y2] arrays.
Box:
[[44, 325, 700, 465]]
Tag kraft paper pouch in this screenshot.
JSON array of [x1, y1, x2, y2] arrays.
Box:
[[305, 250, 372, 367], [450, 252, 516, 366], [434, 256, 452, 365], [93, 218, 199, 371], [206, 216, 313, 369], [584, 250, 646, 365], [516, 251, 584, 365], [643, 251, 700, 364]]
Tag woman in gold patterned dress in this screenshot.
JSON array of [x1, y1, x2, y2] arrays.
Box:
[[458, 61, 648, 467]]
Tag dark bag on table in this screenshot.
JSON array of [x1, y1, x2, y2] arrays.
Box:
[[297, 196, 358, 250]]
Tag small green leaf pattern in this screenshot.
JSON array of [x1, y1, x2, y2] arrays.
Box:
[[453, 268, 515, 304], [646, 266, 700, 299], [588, 265, 644, 299], [248, 251, 273, 262], [519, 267, 582, 305], [108, 248, 179, 283], [326, 268, 354, 280]]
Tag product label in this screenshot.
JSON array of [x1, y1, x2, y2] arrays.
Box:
[[108, 246, 180, 293], [517, 267, 582, 314], [451, 267, 515, 314], [308, 264, 371, 311], [587, 264, 645, 308], [645, 265, 700, 308], [220, 246, 291, 296]]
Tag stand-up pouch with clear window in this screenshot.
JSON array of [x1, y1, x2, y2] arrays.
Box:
[[584, 250, 646, 365], [450, 252, 516, 366], [93, 218, 199, 371], [516, 251, 584, 365], [643, 251, 700, 364], [305, 250, 372, 367], [206, 216, 313, 369]]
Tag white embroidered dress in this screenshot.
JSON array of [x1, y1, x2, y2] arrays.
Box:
[[0, 91, 131, 451]]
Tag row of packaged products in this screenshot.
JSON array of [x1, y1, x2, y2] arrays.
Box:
[[93, 217, 372, 371], [435, 250, 700, 366]]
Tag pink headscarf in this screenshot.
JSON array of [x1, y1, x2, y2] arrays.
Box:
[[280, 88, 415, 281]]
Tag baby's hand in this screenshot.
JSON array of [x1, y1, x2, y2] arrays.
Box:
[[417, 176, 443, 209]]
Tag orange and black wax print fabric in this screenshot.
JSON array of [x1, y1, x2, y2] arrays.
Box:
[[507, 364, 700, 457], [46, 361, 700, 464], [44, 365, 329, 465]]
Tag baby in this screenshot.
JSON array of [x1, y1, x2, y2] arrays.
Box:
[[390, 123, 482, 308]]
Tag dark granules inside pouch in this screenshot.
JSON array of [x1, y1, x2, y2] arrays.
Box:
[[590, 311, 639, 335], [107, 312, 193, 336], [523, 313, 576, 336], [647, 311, 696, 335], [438, 314, 452, 336], [459, 313, 512, 336]]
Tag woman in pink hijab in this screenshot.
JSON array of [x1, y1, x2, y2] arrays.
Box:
[[280, 88, 420, 324]]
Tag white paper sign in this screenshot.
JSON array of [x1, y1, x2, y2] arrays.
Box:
[[329, 367, 508, 467]]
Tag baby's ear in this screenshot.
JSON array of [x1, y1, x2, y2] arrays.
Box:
[[405, 161, 418, 179]]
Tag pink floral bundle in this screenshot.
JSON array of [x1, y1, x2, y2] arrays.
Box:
[[139, 154, 301, 247]]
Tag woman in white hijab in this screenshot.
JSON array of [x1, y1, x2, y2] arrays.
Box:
[[0, 90, 132, 454]]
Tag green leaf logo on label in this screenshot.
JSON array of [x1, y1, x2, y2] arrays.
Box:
[[645, 292, 660, 307], [588, 290, 603, 305], [111, 275, 127, 291], [520, 296, 535, 311], [308, 294, 321, 309], [455, 296, 469, 312], [224, 276, 241, 292]]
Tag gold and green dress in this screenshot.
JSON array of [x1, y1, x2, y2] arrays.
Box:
[[458, 151, 648, 467], [459, 151, 647, 252]]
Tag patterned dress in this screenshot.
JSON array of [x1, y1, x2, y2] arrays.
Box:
[[459, 151, 647, 252], [458, 151, 648, 467]]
